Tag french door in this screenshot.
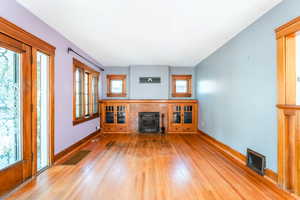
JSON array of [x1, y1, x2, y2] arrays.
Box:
[[0, 33, 52, 196], [0, 33, 32, 195]]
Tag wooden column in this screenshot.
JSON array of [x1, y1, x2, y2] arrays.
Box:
[[276, 16, 300, 195]]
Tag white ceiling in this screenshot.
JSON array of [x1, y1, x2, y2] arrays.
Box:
[[17, 0, 282, 67]]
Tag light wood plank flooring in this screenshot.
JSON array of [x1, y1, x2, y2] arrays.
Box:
[[6, 134, 295, 200]]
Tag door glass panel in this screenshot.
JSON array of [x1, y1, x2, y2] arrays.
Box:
[[172, 105, 181, 124], [0, 47, 21, 170], [184, 106, 193, 124], [117, 106, 126, 124], [36, 52, 49, 171], [105, 106, 114, 123]]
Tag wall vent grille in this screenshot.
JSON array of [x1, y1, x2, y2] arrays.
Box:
[[246, 148, 266, 176]]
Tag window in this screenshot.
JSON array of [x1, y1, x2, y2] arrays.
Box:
[[107, 74, 127, 97], [73, 58, 100, 125], [172, 75, 192, 97]]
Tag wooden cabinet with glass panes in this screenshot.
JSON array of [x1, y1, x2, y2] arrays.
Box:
[[168, 103, 198, 133], [100, 100, 197, 134], [100, 103, 129, 133]]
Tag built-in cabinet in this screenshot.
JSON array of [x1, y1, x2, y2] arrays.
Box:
[[168, 103, 197, 133], [101, 103, 129, 133], [100, 100, 198, 134]]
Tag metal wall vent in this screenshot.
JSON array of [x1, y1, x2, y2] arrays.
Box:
[[246, 148, 266, 176], [139, 77, 161, 84]]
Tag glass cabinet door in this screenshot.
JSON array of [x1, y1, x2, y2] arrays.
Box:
[[183, 105, 193, 124], [116, 105, 126, 124], [105, 105, 114, 123], [172, 105, 181, 124]]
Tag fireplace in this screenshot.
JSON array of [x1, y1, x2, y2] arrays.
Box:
[[139, 112, 160, 133]]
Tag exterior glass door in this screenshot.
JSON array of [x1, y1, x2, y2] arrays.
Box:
[[0, 33, 32, 196]]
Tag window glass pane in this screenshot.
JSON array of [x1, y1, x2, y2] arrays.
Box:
[[75, 68, 83, 118], [84, 72, 89, 116], [36, 52, 49, 171], [111, 80, 123, 93], [176, 80, 188, 93], [92, 77, 98, 114], [0, 47, 21, 170]]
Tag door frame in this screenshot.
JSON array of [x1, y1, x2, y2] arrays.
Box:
[[0, 17, 55, 194], [276, 16, 300, 195]]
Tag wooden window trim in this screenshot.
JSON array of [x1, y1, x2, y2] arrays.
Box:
[[172, 75, 192, 97], [73, 58, 100, 125], [107, 74, 127, 97]]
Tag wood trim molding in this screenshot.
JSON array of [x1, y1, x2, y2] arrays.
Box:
[[106, 74, 127, 97], [54, 130, 100, 163], [172, 75, 192, 97], [0, 17, 55, 55], [276, 16, 300, 39], [277, 104, 300, 110], [198, 130, 278, 183], [73, 58, 100, 74], [72, 114, 99, 126], [99, 99, 198, 103]]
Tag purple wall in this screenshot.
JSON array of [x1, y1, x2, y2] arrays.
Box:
[[1, 0, 101, 154]]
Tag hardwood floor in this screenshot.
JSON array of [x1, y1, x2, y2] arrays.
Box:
[[5, 134, 295, 200]]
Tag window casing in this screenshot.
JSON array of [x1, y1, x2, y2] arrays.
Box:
[[172, 75, 192, 97], [107, 74, 127, 97], [73, 59, 100, 125]]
